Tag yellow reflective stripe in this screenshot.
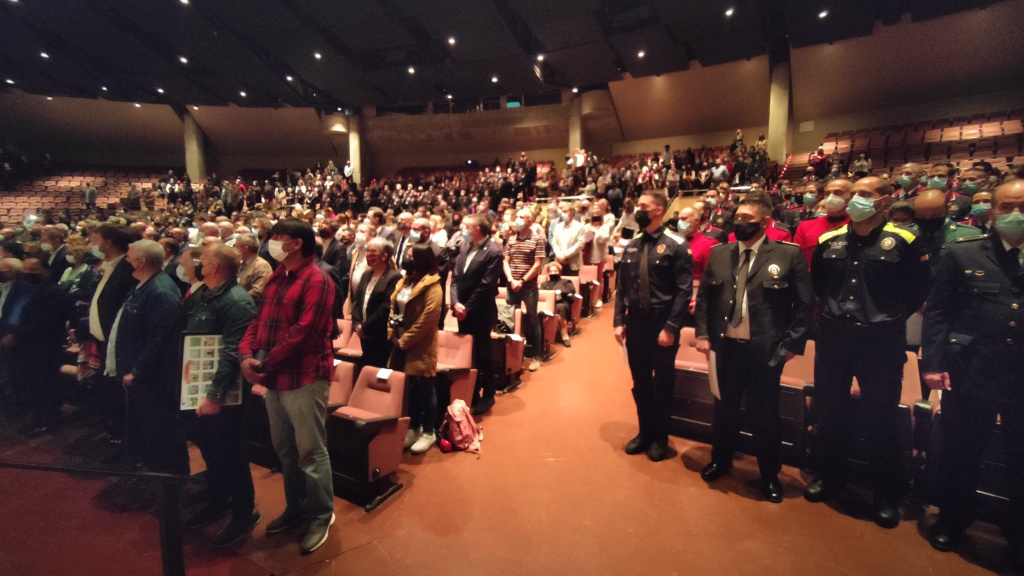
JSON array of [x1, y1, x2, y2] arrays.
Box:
[[884, 222, 916, 244], [817, 227, 846, 244]]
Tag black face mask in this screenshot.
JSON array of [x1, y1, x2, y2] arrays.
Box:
[[732, 220, 763, 242], [193, 260, 205, 282], [400, 258, 415, 273], [915, 218, 945, 235], [634, 209, 651, 229]]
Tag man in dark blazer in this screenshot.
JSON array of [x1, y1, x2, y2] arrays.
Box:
[[41, 226, 71, 283], [86, 224, 142, 344], [369, 207, 396, 244], [319, 221, 348, 273], [450, 213, 504, 415], [695, 195, 812, 503]]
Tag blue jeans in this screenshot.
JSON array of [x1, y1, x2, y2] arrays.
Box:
[[506, 283, 541, 359], [265, 381, 335, 526]]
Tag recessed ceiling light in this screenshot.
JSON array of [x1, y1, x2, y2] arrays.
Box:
[[101, 86, 108, 91], [313, 52, 322, 60], [446, 94, 453, 100], [572, 87, 579, 94], [491, 76, 498, 83], [637, 50, 645, 59], [192, 105, 199, 110], [725, 7, 735, 17], [285, 75, 293, 82], [4, 79, 13, 85], [536, 54, 544, 62], [448, 37, 456, 45], [156, 88, 164, 94], [239, 91, 247, 97], [46, 96, 53, 101], [40, 52, 50, 59], [179, 56, 188, 64], [818, 9, 829, 19], [133, 102, 141, 108], [337, 107, 342, 111], [408, 66, 415, 74], [179, 0, 189, 4]]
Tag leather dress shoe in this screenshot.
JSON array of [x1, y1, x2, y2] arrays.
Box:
[[762, 477, 784, 503], [625, 434, 649, 455], [646, 441, 668, 462], [700, 461, 732, 482], [803, 478, 838, 503], [927, 521, 959, 552], [873, 501, 900, 529], [470, 396, 494, 416]]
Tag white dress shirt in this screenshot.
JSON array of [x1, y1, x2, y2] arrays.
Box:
[[724, 234, 766, 341]]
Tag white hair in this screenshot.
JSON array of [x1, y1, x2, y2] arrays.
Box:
[[129, 239, 165, 269]]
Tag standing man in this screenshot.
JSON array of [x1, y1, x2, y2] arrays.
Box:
[[921, 179, 1024, 569], [183, 244, 260, 548], [694, 196, 812, 502], [614, 189, 693, 462], [503, 208, 546, 372], [82, 182, 97, 210], [393, 212, 415, 269], [550, 202, 585, 276], [805, 177, 930, 528], [236, 233, 273, 301], [450, 214, 504, 416], [793, 178, 853, 267], [239, 219, 336, 555]]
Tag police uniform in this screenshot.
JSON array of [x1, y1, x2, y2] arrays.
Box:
[[910, 219, 981, 273], [710, 208, 735, 235], [922, 234, 1024, 555], [810, 221, 930, 503], [614, 226, 694, 454]]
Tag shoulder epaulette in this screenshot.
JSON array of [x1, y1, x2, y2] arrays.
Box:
[[775, 240, 799, 247], [956, 234, 988, 243], [884, 222, 917, 244], [662, 230, 684, 244], [818, 226, 847, 244]]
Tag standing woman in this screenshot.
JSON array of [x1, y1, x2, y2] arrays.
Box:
[[350, 237, 400, 368], [389, 245, 443, 455]]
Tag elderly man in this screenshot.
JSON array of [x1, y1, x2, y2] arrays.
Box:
[[40, 225, 70, 281], [218, 221, 238, 247], [236, 233, 272, 301], [894, 163, 926, 201], [503, 208, 545, 372], [182, 244, 260, 548], [108, 239, 186, 475], [550, 201, 585, 276], [393, 212, 415, 269]]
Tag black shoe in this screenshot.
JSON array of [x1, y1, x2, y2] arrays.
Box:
[[26, 424, 54, 437], [624, 434, 649, 455], [184, 504, 232, 530], [561, 338, 571, 348], [212, 509, 261, 549], [646, 441, 668, 462], [762, 477, 784, 504], [927, 520, 960, 552], [265, 509, 306, 534], [470, 396, 494, 416], [300, 513, 335, 555], [873, 500, 900, 529], [700, 461, 732, 482], [803, 478, 839, 503]]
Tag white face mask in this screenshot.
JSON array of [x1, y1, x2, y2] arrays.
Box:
[[354, 233, 367, 246], [823, 193, 847, 213], [268, 239, 290, 262], [175, 264, 188, 283], [40, 242, 54, 253]]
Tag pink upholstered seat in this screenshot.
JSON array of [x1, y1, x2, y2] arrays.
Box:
[[436, 331, 477, 405], [328, 361, 356, 409], [336, 367, 406, 421]]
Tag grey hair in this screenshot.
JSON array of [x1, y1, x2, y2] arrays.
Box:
[[235, 233, 259, 253], [367, 236, 395, 258], [129, 239, 165, 269]]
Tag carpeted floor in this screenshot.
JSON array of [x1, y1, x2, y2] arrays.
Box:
[[0, 311, 1016, 576]]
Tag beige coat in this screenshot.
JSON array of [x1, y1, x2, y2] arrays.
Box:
[[387, 273, 442, 377]]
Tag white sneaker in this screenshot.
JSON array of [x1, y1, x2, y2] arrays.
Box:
[[404, 427, 421, 449], [594, 299, 603, 309], [529, 358, 541, 372], [410, 432, 436, 454]]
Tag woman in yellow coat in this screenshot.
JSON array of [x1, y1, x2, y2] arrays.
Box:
[[388, 244, 443, 454]]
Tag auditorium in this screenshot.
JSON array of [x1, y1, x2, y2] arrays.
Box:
[[2, 0, 1024, 574]]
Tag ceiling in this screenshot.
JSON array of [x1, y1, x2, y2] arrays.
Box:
[[0, 0, 1004, 110]]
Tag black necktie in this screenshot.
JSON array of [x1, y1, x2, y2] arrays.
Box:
[[638, 239, 651, 312], [1009, 247, 1021, 276], [730, 249, 752, 327]]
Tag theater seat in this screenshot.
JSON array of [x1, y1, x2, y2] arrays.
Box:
[[326, 366, 411, 511], [335, 322, 363, 362], [536, 290, 559, 361], [332, 319, 353, 354], [493, 296, 525, 392], [328, 360, 356, 410], [578, 265, 601, 317], [436, 331, 477, 406]]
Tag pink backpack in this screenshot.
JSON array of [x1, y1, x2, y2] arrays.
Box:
[[440, 399, 483, 454]]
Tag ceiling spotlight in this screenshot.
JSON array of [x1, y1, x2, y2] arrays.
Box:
[[285, 75, 293, 82], [156, 88, 164, 94], [637, 50, 645, 59], [446, 94, 453, 100], [179, 56, 188, 64], [101, 86, 108, 91], [4, 79, 13, 85], [337, 107, 342, 111], [408, 66, 415, 75], [133, 102, 141, 108], [447, 36, 456, 45], [192, 105, 199, 110], [572, 87, 579, 94], [40, 51, 50, 59], [179, 0, 189, 4], [536, 54, 544, 62], [239, 91, 247, 97], [46, 96, 53, 101], [314, 52, 322, 60], [818, 9, 829, 19], [491, 76, 498, 83], [725, 7, 735, 17]]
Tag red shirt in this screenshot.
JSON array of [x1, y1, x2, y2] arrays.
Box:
[[688, 231, 719, 282], [794, 215, 849, 268], [239, 259, 335, 392]]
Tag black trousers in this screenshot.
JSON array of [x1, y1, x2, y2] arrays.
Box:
[[814, 317, 906, 501], [625, 315, 678, 444], [712, 338, 784, 479], [461, 319, 495, 401], [191, 405, 255, 514], [937, 392, 1024, 548], [505, 284, 541, 359], [359, 336, 392, 370], [130, 379, 189, 476]]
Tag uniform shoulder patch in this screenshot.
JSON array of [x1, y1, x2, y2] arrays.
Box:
[[817, 226, 847, 244], [883, 222, 917, 244], [662, 230, 684, 245], [956, 234, 988, 243], [775, 240, 799, 246]]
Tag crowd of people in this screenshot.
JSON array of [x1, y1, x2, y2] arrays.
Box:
[[0, 144, 1022, 568]]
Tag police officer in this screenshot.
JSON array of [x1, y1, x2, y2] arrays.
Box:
[[805, 177, 930, 528], [908, 188, 981, 272], [921, 180, 1024, 569], [614, 188, 693, 462], [694, 195, 812, 503]]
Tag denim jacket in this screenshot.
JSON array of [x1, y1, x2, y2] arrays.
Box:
[[114, 272, 181, 381], [183, 279, 256, 403]]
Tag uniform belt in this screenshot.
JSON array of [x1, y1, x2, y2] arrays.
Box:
[[723, 337, 750, 344]]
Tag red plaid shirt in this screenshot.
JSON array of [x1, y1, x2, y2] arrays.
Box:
[[239, 259, 334, 392]]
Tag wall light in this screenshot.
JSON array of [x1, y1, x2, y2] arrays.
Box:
[[725, 7, 734, 17], [40, 52, 50, 59], [314, 52, 322, 60], [536, 54, 544, 62], [156, 88, 164, 94], [285, 75, 293, 82], [133, 102, 141, 108], [572, 87, 579, 94]]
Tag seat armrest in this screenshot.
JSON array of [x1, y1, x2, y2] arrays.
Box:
[[912, 401, 934, 452], [331, 412, 399, 436]]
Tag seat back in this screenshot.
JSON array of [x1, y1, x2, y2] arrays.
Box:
[[536, 290, 557, 314], [348, 366, 407, 417], [675, 327, 710, 368], [333, 319, 353, 351], [579, 265, 598, 284], [781, 340, 816, 384], [900, 352, 922, 407], [437, 331, 473, 369], [329, 361, 356, 407]]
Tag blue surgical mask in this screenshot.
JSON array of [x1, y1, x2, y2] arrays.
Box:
[[803, 193, 817, 205], [677, 221, 691, 235], [926, 176, 948, 190], [970, 203, 991, 217], [409, 231, 422, 243], [897, 175, 915, 190], [960, 182, 980, 195], [996, 211, 1024, 238], [845, 195, 879, 222]]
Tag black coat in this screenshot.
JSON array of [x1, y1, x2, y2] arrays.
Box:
[[321, 237, 348, 273], [318, 260, 346, 322], [94, 257, 137, 341], [450, 238, 504, 333], [350, 268, 401, 342], [48, 245, 71, 282]]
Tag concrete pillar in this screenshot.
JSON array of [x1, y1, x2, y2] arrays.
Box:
[[183, 111, 207, 182], [568, 96, 582, 154], [767, 61, 792, 162], [348, 115, 362, 185]]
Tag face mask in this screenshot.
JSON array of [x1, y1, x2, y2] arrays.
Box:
[[803, 193, 817, 206], [733, 220, 762, 242], [846, 195, 880, 222], [366, 253, 382, 267], [780, 185, 788, 193], [14, 228, 23, 234], [397, 221, 407, 231], [548, 212, 559, 222], [898, 175, 915, 190], [400, 258, 415, 273], [634, 209, 652, 229], [926, 176, 948, 190], [66, 255, 76, 265], [91, 245, 105, 259], [960, 182, 980, 196], [823, 193, 847, 213], [970, 203, 991, 217], [996, 211, 1024, 239], [513, 219, 525, 232], [677, 221, 691, 235], [915, 218, 945, 235], [354, 233, 367, 246], [461, 229, 471, 242], [547, 270, 559, 278], [268, 239, 290, 262], [705, 198, 718, 208], [40, 243, 54, 253], [175, 264, 188, 283]]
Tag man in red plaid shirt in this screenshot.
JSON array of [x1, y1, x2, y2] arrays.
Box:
[[239, 218, 336, 555]]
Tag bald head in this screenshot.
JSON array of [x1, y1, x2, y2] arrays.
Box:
[[992, 180, 1024, 242], [913, 189, 949, 220]]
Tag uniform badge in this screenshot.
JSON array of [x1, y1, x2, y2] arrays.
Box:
[[974, 270, 986, 277], [656, 244, 666, 255], [881, 237, 896, 250], [768, 264, 781, 277]]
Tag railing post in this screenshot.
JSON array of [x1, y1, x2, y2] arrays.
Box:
[[157, 481, 186, 576]]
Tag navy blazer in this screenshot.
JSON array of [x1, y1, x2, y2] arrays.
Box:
[[450, 238, 503, 331]]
